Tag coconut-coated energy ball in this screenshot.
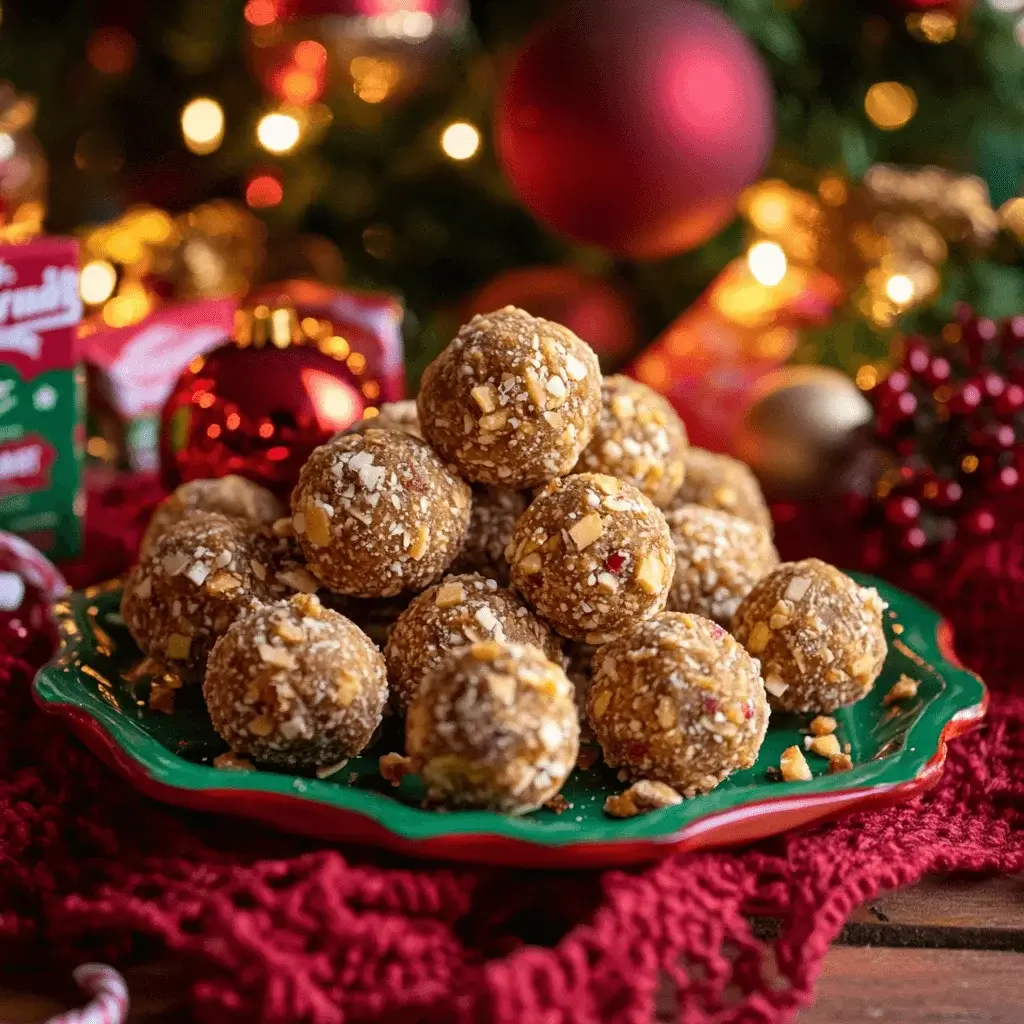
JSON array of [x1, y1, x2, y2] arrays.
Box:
[[507, 473, 674, 644], [291, 428, 471, 597], [449, 486, 527, 584], [384, 573, 560, 714], [204, 593, 387, 770], [732, 558, 887, 713], [249, 520, 324, 598], [417, 306, 602, 488], [668, 447, 773, 532], [404, 640, 579, 814], [346, 400, 422, 439], [140, 476, 284, 560], [664, 504, 779, 626], [122, 512, 273, 680], [324, 591, 415, 650], [573, 375, 688, 507], [587, 612, 769, 797]]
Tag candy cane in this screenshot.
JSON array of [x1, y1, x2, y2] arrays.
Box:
[[43, 963, 128, 1024]]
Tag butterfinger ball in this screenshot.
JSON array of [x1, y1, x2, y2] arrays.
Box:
[[449, 486, 527, 583], [668, 447, 772, 532], [122, 512, 273, 680], [384, 573, 560, 713], [204, 593, 387, 770], [732, 558, 887, 712], [140, 476, 284, 560], [346, 400, 422, 439], [404, 640, 579, 814], [664, 504, 778, 626], [587, 612, 769, 797], [417, 306, 602, 488], [573, 375, 688, 507], [507, 473, 674, 643], [291, 429, 471, 597]]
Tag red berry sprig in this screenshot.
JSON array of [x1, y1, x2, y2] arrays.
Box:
[[859, 306, 1023, 589]]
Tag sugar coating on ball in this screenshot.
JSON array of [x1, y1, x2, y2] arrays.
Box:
[[346, 400, 422, 439], [291, 428, 471, 597], [405, 640, 579, 814], [668, 447, 772, 532], [507, 473, 674, 644], [573, 375, 688, 507], [122, 512, 273, 680], [731, 558, 887, 713], [204, 593, 387, 770], [664, 503, 779, 626], [140, 476, 284, 560], [449, 486, 526, 584], [385, 573, 560, 714], [587, 612, 769, 797], [417, 306, 602, 488]]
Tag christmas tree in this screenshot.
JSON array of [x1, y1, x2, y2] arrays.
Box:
[[0, 0, 1022, 383]]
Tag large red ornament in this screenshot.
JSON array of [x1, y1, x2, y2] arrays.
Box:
[[495, 0, 774, 259], [247, 279, 405, 403], [160, 305, 367, 499], [465, 266, 639, 369]]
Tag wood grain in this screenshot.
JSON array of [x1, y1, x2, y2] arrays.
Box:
[[799, 947, 1024, 1024]]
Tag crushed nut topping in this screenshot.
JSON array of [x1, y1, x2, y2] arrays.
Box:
[[605, 780, 683, 818], [780, 745, 812, 782]]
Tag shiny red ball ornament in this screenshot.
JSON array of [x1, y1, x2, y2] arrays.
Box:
[[963, 506, 997, 536], [886, 495, 921, 526], [923, 356, 951, 387], [465, 266, 639, 368], [989, 465, 1020, 493], [903, 338, 931, 377], [900, 525, 928, 552], [495, 0, 774, 258], [160, 304, 365, 499], [932, 479, 963, 507], [994, 383, 1024, 418], [0, 532, 67, 664], [949, 380, 983, 415]]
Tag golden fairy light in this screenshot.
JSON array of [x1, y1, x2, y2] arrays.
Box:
[[856, 365, 879, 391], [440, 121, 481, 161], [102, 280, 151, 328], [907, 10, 957, 43], [350, 56, 402, 104], [256, 111, 301, 154], [818, 176, 848, 206], [747, 185, 790, 232], [865, 82, 917, 131], [79, 260, 117, 304], [181, 98, 225, 155], [747, 241, 788, 286], [885, 273, 916, 305]]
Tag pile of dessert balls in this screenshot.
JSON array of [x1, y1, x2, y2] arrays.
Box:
[[122, 306, 888, 818]]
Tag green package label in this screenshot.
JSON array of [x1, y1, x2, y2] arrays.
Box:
[[0, 238, 84, 560]]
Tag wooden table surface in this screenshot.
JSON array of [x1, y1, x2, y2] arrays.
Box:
[[2, 875, 1022, 1023]]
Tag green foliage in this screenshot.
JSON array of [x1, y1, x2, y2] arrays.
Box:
[[0, 0, 1021, 375]]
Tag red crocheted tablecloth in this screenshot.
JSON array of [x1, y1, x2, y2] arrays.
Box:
[[2, 474, 1022, 1024]]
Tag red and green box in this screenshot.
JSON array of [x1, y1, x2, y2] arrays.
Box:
[[0, 237, 83, 559]]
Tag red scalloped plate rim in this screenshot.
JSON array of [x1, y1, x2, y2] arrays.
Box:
[[33, 614, 987, 869]]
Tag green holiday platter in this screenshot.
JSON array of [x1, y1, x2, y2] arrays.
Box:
[[34, 574, 986, 867]]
